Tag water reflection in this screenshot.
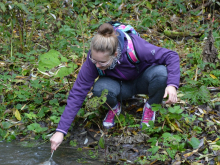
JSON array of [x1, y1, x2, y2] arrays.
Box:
[[0, 141, 103, 165]]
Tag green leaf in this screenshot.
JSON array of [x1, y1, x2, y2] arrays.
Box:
[[149, 146, 159, 154], [168, 106, 183, 114], [216, 140, 220, 146], [146, 1, 152, 9], [27, 123, 47, 133], [188, 137, 200, 149], [37, 107, 49, 118], [162, 132, 171, 138], [83, 112, 95, 118], [0, 2, 6, 12], [166, 148, 176, 159], [49, 99, 59, 105], [0, 128, 7, 138], [148, 120, 154, 127], [38, 49, 65, 71], [1, 122, 11, 129], [38, 49, 77, 78], [99, 137, 105, 149], [50, 116, 60, 123], [16, 3, 32, 15], [147, 137, 157, 146], [151, 104, 161, 111], [25, 112, 37, 119], [159, 108, 167, 114]]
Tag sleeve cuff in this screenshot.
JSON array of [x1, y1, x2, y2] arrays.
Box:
[[167, 84, 178, 89], [56, 129, 67, 136]]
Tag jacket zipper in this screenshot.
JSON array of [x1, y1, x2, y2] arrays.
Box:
[[115, 67, 128, 80]]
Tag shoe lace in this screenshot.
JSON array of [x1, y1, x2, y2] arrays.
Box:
[[144, 108, 153, 120], [106, 109, 117, 121]]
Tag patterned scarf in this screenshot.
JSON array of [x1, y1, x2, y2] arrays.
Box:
[[108, 45, 122, 70]]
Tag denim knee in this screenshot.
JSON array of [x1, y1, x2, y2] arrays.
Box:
[[150, 65, 167, 78], [92, 77, 120, 107]]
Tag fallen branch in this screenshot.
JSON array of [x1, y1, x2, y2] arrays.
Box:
[[187, 1, 213, 15], [207, 87, 220, 92], [164, 30, 203, 38]]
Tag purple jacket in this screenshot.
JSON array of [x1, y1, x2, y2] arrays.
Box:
[[56, 33, 180, 134]]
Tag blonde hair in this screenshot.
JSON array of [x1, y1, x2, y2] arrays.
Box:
[[90, 23, 118, 56]]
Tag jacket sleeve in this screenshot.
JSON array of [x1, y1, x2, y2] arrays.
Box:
[[131, 34, 180, 88], [56, 51, 98, 134]]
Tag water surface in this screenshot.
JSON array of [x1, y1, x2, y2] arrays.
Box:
[[0, 141, 103, 165]]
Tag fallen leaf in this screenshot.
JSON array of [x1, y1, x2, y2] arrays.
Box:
[[136, 108, 143, 112], [15, 109, 21, 121], [84, 138, 88, 145], [210, 74, 217, 79]]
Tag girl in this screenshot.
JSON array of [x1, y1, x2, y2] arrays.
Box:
[[50, 23, 180, 151]]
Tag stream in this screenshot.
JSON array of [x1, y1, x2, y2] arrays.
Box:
[[0, 141, 103, 165]]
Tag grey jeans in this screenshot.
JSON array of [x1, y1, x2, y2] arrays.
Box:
[[92, 65, 167, 108]]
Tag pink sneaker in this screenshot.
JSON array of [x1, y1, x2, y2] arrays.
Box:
[[103, 103, 121, 129], [141, 103, 155, 127]]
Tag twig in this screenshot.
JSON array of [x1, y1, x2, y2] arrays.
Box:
[[202, 0, 205, 25], [194, 67, 198, 81], [162, 119, 166, 130], [78, 16, 86, 66], [211, 0, 215, 30], [138, 25, 175, 41], [85, 128, 99, 141], [66, 77, 72, 90], [35, 43, 48, 50], [207, 87, 220, 92], [105, 102, 125, 135], [165, 115, 183, 133]]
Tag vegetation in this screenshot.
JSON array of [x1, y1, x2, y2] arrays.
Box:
[[0, 0, 220, 164]]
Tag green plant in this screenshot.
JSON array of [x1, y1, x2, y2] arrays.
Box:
[[188, 137, 200, 149], [76, 158, 88, 164], [70, 140, 77, 147], [27, 123, 47, 133], [180, 80, 211, 105], [134, 156, 150, 165], [88, 150, 99, 159]]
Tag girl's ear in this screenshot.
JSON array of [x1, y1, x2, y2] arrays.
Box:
[[114, 51, 118, 57]]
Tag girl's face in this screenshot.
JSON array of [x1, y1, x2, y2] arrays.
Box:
[[90, 50, 117, 70]]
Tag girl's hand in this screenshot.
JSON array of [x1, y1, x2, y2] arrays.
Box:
[[50, 132, 64, 152], [163, 86, 177, 104]]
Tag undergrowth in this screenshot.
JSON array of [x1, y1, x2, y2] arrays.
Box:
[[0, 0, 220, 164]]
